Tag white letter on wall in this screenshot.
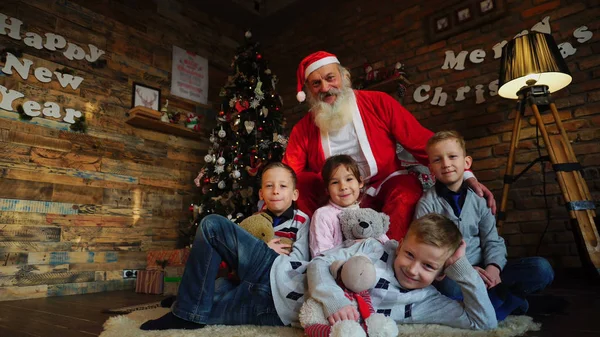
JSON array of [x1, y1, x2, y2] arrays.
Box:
[[34, 67, 53, 83], [2, 52, 33, 80], [492, 41, 507, 59], [85, 44, 106, 62], [23, 101, 41, 117], [63, 43, 86, 61], [23, 32, 43, 49], [63, 108, 82, 124], [475, 85, 486, 104], [0, 13, 23, 40], [488, 80, 499, 97], [441, 51, 468, 70], [44, 33, 67, 51], [531, 16, 551, 34], [54, 72, 84, 90], [413, 84, 431, 103], [573, 26, 593, 43], [0, 84, 25, 110], [455, 86, 471, 101], [43, 102, 62, 118], [558, 42, 577, 58], [431, 87, 448, 106], [469, 49, 486, 64]]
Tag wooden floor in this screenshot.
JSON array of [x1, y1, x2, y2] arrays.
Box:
[[0, 269, 598, 337]]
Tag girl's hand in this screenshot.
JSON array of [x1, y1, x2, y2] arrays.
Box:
[[327, 305, 359, 325], [267, 238, 291, 255]]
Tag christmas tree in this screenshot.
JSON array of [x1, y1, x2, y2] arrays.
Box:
[[191, 31, 288, 238]]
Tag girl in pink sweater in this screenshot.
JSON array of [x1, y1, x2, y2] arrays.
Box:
[[309, 155, 389, 258]]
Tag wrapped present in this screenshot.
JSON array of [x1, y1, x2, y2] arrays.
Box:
[[163, 266, 185, 295], [135, 270, 164, 294], [146, 248, 190, 270]]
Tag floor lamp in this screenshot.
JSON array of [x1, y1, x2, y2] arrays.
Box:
[[496, 32, 600, 274]]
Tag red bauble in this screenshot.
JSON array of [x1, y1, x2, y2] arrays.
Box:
[[219, 110, 225, 116], [203, 177, 210, 183], [258, 127, 263, 132], [256, 53, 262, 60]]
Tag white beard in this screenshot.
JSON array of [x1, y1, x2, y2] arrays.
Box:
[[309, 86, 354, 133]]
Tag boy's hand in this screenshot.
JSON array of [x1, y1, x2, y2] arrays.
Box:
[[444, 239, 466, 269], [327, 305, 359, 325], [465, 177, 497, 214], [267, 238, 291, 255], [475, 265, 502, 288]]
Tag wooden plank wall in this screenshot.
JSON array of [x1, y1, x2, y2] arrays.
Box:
[[0, 0, 239, 301]]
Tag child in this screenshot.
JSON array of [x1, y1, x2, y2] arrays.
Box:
[[415, 130, 554, 317], [310, 154, 389, 258], [140, 162, 311, 330], [308, 213, 498, 330]]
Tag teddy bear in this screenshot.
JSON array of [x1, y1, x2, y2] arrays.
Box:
[[338, 207, 390, 245], [299, 255, 398, 337], [238, 212, 293, 252]]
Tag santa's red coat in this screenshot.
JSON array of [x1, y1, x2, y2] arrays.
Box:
[[284, 90, 432, 190]]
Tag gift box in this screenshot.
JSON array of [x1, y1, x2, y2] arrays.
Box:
[[163, 266, 185, 295], [146, 248, 190, 270], [135, 270, 164, 294]]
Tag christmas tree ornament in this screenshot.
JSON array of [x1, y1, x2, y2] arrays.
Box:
[[214, 165, 225, 174], [203, 177, 210, 184], [265, 68, 271, 75], [261, 106, 268, 117], [218, 127, 226, 138], [209, 135, 216, 143], [250, 98, 260, 109], [218, 180, 226, 189], [232, 182, 239, 189], [245, 30, 252, 39], [217, 157, 226, 165], [194, 170, 205, 187], [201, 186, 209, 194], [244, 120, 255, 134], [271, 74, 278, 90], [231, 169, 241, 179], [204, 154, 214, 163], [229, 97, 237, 107], [254, 80, 263, 96], [256, 53, 262, 60], [235, 100, 249, 112]]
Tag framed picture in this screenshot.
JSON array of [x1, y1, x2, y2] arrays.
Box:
[[426, 0, 507, 43], [479, 0, 495, 14], [456, 7, 473, 23], [132, 82, 161, 110], [435, 15, 451, 32]]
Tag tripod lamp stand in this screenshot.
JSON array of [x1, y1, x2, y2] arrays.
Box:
[[496, 32, 600, 274]]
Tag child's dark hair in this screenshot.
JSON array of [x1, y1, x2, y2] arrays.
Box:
[[260, 162, 297, 188], [321, 154, 361, 184]]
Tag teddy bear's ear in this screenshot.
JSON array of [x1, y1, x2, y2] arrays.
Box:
[[261, 212, 273, 222], [329, 260, 345, 278], [381, 212, 390, 230]]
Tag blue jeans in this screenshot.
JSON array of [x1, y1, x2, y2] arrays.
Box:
[[172, 214, 283, 326], [435, 257, 555, 300]]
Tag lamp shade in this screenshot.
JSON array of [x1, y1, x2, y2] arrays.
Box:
[[498, 32, 572, 99]]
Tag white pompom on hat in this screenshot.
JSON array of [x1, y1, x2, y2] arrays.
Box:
[[296, 51, 340, 102]]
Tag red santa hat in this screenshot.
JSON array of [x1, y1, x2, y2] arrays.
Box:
[[296, 51, 340, 102]]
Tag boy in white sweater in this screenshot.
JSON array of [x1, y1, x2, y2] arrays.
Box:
[[308, 213, 498, 330]]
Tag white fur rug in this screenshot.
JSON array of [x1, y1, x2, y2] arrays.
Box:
[[100, 308, 540, 337]]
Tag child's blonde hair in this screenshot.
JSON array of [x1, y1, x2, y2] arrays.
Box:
[[408, 213, 462, 253], [321, 154, 361, 184], [260, 162, 297, 188], [426, 130, 467, 155]]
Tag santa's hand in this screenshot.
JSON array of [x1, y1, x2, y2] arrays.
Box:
[[465, 177, 497, 214], [267, 238, 291, 255], [327, 305, 359, 325]]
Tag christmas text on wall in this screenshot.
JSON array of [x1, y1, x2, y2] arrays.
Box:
[[0, 12, 105, 123], [413, 16, 594, 106]]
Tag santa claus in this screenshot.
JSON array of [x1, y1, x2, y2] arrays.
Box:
[[283, 51, 495, 240]]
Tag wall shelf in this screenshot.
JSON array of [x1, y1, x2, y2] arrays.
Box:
[[363, 75, 411, 92], [126, 107, 203, 140]]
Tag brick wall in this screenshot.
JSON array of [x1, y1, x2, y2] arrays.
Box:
[[260, 0, 600, 268]]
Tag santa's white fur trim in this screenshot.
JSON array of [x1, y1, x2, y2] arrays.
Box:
[[296, 91, 306, 102]]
